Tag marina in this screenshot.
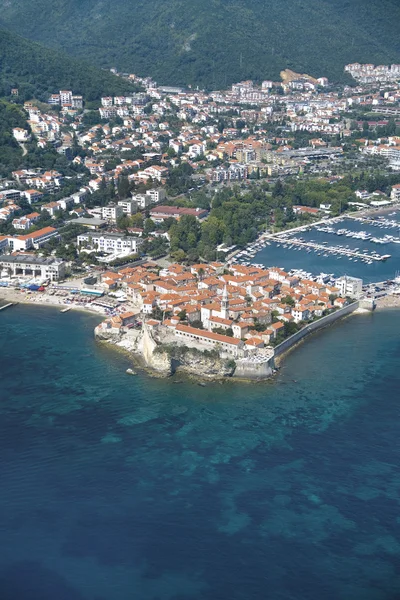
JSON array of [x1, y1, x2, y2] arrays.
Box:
[[230, 210, 400, 284]]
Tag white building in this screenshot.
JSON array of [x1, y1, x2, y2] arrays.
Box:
[[118, 200, 137, 215], [13, 128, 31, 142], [336, 276, 363, 299], [145, 188, 166, 204], [390, 184, 400, 202], [0, 189, 21, 203], [132, 193, 152, 209], [0, 255, 65, 281], [77, 232, 143, 254], [60, 90, 73, 105], [8, 227, 60, 251], [101, 203, 124, 222]]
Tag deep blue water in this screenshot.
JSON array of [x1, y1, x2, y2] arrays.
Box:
[[1, 304, 400, 600], [253, 214, 400, 283]]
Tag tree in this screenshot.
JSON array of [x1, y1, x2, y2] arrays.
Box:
[[117, 175, 130, 199], [171, 249, 186, 262], [116, 215, 131, 231], [144, 218, 156, 235], [217, 118, 225, 134], [282, 295, 295, 307], [131, 213, 144, 228], [272, 180, 284, 198], [385, 117, 396, 136]]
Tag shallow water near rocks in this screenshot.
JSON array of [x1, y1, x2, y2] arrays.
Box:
[[1, 304, 400, 600]]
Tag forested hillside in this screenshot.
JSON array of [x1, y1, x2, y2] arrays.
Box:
[[0, 29, 138, 102], [0, 100, 26, 174], [0, 0, 399, 87]]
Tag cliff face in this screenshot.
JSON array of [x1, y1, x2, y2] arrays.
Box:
[[95, 323, 273, 381], [173, 350, 235, 379], [234, 358, 274, 380]]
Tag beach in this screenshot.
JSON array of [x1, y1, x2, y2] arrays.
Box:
[[0, 286, 99, 314]]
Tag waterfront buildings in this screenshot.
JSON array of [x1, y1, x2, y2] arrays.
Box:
[[336, 276, 363, 299], [0, 255, 66, 281]]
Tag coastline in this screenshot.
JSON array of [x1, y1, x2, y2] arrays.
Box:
[[2, 286, 400, 384], [375, 294, 400, 310], [0, 287, 100, 316]]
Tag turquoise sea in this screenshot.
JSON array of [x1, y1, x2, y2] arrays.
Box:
[[1, 304, 400, 600]]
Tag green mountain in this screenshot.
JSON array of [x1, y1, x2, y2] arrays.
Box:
[[0, 0, 399, 88], [0, 29, 138, 102]]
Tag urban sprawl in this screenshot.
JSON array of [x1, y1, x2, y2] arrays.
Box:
[[1, 63, 400, 376]]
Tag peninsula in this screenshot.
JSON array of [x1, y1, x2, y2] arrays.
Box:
[[93, 260, 367, 380]]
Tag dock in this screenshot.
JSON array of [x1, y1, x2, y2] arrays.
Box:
[[0, 302, 15, 311], [348, 215, 399, 229], [264, 235, 390, 262]]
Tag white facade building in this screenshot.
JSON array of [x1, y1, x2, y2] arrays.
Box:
[[118, 200, 137, 215], [145, 188, 166, 204], [0, 255, 65, 280], [336, 276, 363, 299], [101, 203, 124, 222], [77, 232, 143, 254]]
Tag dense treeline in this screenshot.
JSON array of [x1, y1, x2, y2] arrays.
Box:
[[166, 171, 400, 262], [0, 29, 139, 102], [0, 0, 399, 87], [0, 100, 27, 174]]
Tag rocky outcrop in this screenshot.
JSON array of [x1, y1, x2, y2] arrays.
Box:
[[173, 350, 235, 379], [95, 322, 273, 381], [233, 358, 274, 380], [94, 325, 122, 343]]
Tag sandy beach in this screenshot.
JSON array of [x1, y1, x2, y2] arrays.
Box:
[[0, 287, 103, 315]]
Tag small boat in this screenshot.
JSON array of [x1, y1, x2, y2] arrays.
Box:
[[126, 368, 137, 375], [60, 306, 71, 313]]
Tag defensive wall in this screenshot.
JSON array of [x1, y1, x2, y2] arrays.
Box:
[[274, 301, 360, 360]]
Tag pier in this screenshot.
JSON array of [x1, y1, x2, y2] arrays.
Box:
[[0, 302, 15, 311], [348, 216, 399, 229], [264, 235, 390, 262]]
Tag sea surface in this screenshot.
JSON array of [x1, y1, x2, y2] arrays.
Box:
[[1, 304, 400, 599], [253, 212, 400, 282]]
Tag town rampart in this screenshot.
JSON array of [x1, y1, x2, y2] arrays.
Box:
[[233, 357, 274, 380], [274, 301, 360, 359]]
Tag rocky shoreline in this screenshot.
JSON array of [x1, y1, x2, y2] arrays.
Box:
[[375, 294, 400, 310], [94, 324, 274, 382]]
